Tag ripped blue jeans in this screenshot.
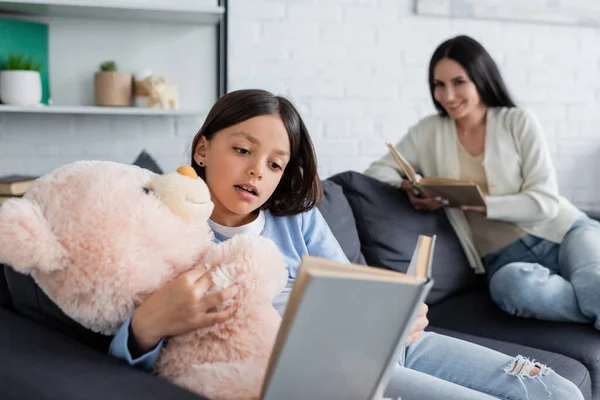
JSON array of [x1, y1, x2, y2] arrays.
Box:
[[485, 216, 600, 329], [383, 332, 583, 400]]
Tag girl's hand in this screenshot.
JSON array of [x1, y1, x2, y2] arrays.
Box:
[[405, 303, 429, 345], [400, 180, 447, 212], [460, 205, 487, 215], [131, 267, 239, 352]]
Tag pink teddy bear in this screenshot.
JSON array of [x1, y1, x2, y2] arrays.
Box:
[[0, 161, 288, 400]]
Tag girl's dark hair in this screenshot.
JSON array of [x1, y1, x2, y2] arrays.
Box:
[[428, 35, 516, 116], [190, 89, 322, 216]]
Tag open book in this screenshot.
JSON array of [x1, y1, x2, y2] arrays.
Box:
[[386, 143, 486, 208], [261, 235, 435, 400]]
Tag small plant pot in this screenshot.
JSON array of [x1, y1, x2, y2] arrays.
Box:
[[0, 70, 42, 106], [94, 71, 132, 107]]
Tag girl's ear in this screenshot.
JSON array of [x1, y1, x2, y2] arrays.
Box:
[[195, 136, 208, 156], [193, 136, 208, 165]]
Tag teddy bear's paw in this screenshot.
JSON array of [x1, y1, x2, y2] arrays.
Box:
[[172, 359, 264, 400]]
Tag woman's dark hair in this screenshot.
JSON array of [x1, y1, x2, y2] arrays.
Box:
[[428, 35, 516, 116], [190, 89, 322, 216]]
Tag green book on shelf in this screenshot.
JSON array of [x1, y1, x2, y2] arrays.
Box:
[[0, 18, 49, 104]]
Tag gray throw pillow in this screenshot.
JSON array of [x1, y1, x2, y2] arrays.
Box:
[[318, 180, 366, 265], [132, 150, 163, 174]]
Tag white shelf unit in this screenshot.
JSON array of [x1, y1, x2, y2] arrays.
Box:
[[0, 0, 224, 24], [0, 104, 206, 116], [0, 0, 227, 116]]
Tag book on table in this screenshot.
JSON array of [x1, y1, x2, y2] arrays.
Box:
[[0, 175, 38, 196], [386, 143, 486, 208], [261, 235, 436, 400]]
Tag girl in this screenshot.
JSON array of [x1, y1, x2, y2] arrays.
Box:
[[365, 35, 600, 332], [110, 89, 582, 399]]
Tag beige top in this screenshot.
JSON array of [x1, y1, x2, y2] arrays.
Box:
[[364, 107, 583, 274], [457, 141, 526, 257]]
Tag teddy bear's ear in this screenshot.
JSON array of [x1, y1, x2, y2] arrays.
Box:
[[0, 198, 65, 274]]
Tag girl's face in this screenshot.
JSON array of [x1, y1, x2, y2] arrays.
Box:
[[194, 115, 291, 226], [433, 57, 484, 120]]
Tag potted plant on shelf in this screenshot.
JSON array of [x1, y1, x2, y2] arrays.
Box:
[[94, 60, 132, 107], [0, 53, 43, 106]]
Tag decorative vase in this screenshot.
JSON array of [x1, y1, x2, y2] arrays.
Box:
[[0, 70, 42, 106], [94, 71, 132, 107]]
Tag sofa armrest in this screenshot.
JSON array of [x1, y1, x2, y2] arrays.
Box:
[[0, 265, 12, 310], [0, 308, 206, 400]]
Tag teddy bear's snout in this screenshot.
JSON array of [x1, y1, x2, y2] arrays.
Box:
[[176, 165, 198, 179]]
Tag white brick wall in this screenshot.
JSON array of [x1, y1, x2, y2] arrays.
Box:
[[2, 0, 600, 211], [0, 113, 204, 175]]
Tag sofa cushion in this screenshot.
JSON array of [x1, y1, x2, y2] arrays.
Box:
[[428, 287, 600, 397], [0, 308, 205, 400], [428, 326, 592, 399], [318, 180, 366, 265], [328, 171, 476, 304]]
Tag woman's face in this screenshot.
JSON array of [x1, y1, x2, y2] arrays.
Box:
[[433, 57, 483, 120]]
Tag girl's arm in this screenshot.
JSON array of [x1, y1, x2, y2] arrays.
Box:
[[303, 207, 350, 264], [485, 110, 560, 223], [364, 125, 421, 188], [108, 313, 165, 372]]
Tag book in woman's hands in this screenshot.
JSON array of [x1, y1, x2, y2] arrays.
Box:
[[261, 235, 435, 400], [386, 143, 486, 208]]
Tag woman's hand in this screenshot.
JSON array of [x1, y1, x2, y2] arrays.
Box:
[[405, 303, 429, 346], [400, 180, 447, 212], [131, 267, 239, 352]]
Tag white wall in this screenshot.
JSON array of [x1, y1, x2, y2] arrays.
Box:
[[2, 0, 600, 210], [0, 113, 203, 174], [228, 0, 600, 211]]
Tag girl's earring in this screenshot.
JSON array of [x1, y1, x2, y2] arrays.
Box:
[[199, 161, 205, 167]]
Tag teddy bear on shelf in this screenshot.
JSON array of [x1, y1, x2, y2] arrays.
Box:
[[0, 161, 288, 400], [134, 74, 180, 109]]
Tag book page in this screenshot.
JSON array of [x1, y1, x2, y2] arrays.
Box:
[[414, 235, 432, 279], [386, 143, 419, 185], [302, 256, 418, 284], [406, 235, 435, 280]]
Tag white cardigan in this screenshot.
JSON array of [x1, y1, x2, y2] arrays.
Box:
[[364, 107, 583, 274]]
